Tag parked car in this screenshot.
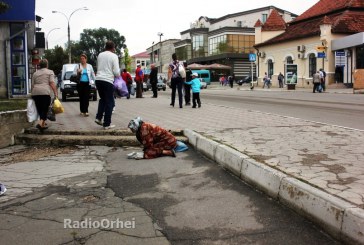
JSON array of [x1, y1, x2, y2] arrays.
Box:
[[157, 79, 166, 91], [60, 64, 97, 102], [236, 75, 257, 85], [199, 78, 207, 89], [144, 80, 151, 92]]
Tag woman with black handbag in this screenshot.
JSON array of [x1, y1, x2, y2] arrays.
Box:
[[31, 59, 58, 130], [73, 54, 96, 116]]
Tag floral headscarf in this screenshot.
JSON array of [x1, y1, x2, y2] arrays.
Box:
[[128, 117, 143, 132]]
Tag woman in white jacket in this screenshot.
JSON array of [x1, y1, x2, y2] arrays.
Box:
[[73, 54, 96, 116]]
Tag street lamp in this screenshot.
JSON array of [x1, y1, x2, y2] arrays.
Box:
[[46, 27, 60, 50], [157, 33, 163, 72], [52, 7, 88, 63]]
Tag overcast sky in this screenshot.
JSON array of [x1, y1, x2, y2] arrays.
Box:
[[35, 0, 319, 56]]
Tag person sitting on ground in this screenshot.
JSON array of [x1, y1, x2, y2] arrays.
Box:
[[128, 117, 177, 159]]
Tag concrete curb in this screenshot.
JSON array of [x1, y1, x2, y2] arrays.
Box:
[[183, 129, 364, 244]]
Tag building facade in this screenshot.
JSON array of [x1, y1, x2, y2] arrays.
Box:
[[146, 39, 180, 74], [254, 0, 364, 88], [174, 6, 297, 81], [0, 0, 42, 99]]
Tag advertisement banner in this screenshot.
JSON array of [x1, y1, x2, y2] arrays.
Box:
[[0, 0, 35, 21], [285, 64, 298, 84]]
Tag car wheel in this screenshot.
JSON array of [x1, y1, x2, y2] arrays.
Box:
[[62, 92, 67, 102], [163, 88, 166, 91]]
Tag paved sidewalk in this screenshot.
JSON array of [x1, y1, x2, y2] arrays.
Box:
[[18, 87, 363, 243], [47, 88, 363, 209]]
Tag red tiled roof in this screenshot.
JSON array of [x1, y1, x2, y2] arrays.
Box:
[[255, 0, 364, 47], [132, 51, 149, 58], [262, 8, 286, 31], [293, 0, 364, 23], [254, 19, 263, 28]]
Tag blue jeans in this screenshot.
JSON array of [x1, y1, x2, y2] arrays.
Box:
[[95, 80, 115, 127], [171, 77, 183, 108]]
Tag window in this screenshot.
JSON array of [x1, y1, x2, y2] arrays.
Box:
[[356, 45, 364, 69], [286, 56, 293, 64], [262, 14, 268, 23], [308, 53, 317, 77], [208, 34, 254, 55], [192, 34, 208, 58], [268, 59, 274, 78], [10, 23, 27, 95]]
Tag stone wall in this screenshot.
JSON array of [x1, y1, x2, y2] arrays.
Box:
[[0, 110, 31, 148]]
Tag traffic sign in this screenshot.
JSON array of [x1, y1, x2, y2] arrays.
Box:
[[317, 52, 326, 58], [249, 54, 256, 62], [316, 46, 326, 52]]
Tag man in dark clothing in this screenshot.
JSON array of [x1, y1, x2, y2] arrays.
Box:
[[168, 53, 184, 108], [149, 64, 158, 98], [183, 62, 192, 105]]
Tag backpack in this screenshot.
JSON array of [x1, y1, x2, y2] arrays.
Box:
[[178, 63, 186, 79]]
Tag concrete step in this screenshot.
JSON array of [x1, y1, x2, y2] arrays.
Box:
[[16, 130, 188, 147], [23, 128, 185, 136]]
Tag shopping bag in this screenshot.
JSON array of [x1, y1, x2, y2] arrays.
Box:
[[52, 98, 64, 114], [174, 140, 189, 152], [130, 85, 135, 96], [27, 99, 38, 122], [114, 77, 129, 97], [47, 106, 56, 121]]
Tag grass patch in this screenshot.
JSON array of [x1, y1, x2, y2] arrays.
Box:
[[0, 99, 27, 112]]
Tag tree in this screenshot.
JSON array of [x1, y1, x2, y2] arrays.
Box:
[[75, 28, 126, 68], [43, 45, 68, 76], [123, 47, 132, 72]]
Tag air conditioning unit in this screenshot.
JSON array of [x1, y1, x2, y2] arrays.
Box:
[[257, 52, 265, 58], [297, 45, 306, 52]]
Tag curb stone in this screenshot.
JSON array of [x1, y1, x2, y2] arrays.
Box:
[[184, 129, 364, 244]]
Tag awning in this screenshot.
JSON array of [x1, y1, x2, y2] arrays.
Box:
[[206, 63, 232, 69], [187, 63, 209, 69]]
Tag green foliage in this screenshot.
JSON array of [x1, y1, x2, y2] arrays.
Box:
[[75, 28, 126, 67], [0, 1, 11, 14], [43, 45, 68, 75], [0, 99, 27, 112], [123, 48, 132, 72]]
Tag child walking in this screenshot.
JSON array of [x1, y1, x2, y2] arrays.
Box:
[[184, 72, 201, 108]]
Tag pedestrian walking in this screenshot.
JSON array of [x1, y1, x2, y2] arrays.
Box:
[[184, 72, 201, 108], [229, 74, 234, 88], [121, 69, 133, 99], [263, 72, 270, 88], [135, 64, 144, 98], [168, 53, 184, 108], [278, 72, 284, 88], [319, 68, 326, 91], [94, 40, 120, 130], [31, 59, 58, 130], [313, 71, 321, 93], [183, 62, 192, 105], [74, 54, 96, 117], [149, 64, 158, 98]]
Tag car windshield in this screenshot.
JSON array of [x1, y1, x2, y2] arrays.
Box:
[[64, 71, 73, 80]]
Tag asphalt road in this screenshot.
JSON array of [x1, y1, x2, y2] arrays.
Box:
[[202, 88, 364, 130], [107, 147, 339, 245]]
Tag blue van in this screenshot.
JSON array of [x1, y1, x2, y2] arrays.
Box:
[[191, 69, 211, 84]]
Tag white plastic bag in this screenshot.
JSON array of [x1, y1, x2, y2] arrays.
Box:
[[0, 183, 6, 196], [27, 99, 38, 122], [178, 63, 186, 78]]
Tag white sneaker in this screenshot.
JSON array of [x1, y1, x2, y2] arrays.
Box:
[[95, 119, 102, 125], [104, 124, 115, 130]]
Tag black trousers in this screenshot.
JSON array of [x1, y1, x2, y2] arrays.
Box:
[[184, 84, 191, 104], [192, 92, 201, 107], [77, 82, 90, 113], [32, 95, 51, 121], [136, 82, 143, 98], [151, 82, 158, 97], [171, 77, 183, 108], [313, 83, 320, 93]]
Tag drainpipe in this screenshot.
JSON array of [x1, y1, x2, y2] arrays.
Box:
[[4, 24, 30, 99], [254, 47, 260, 82]]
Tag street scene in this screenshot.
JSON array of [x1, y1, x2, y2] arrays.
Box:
[[1, 0, 364, 244]]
